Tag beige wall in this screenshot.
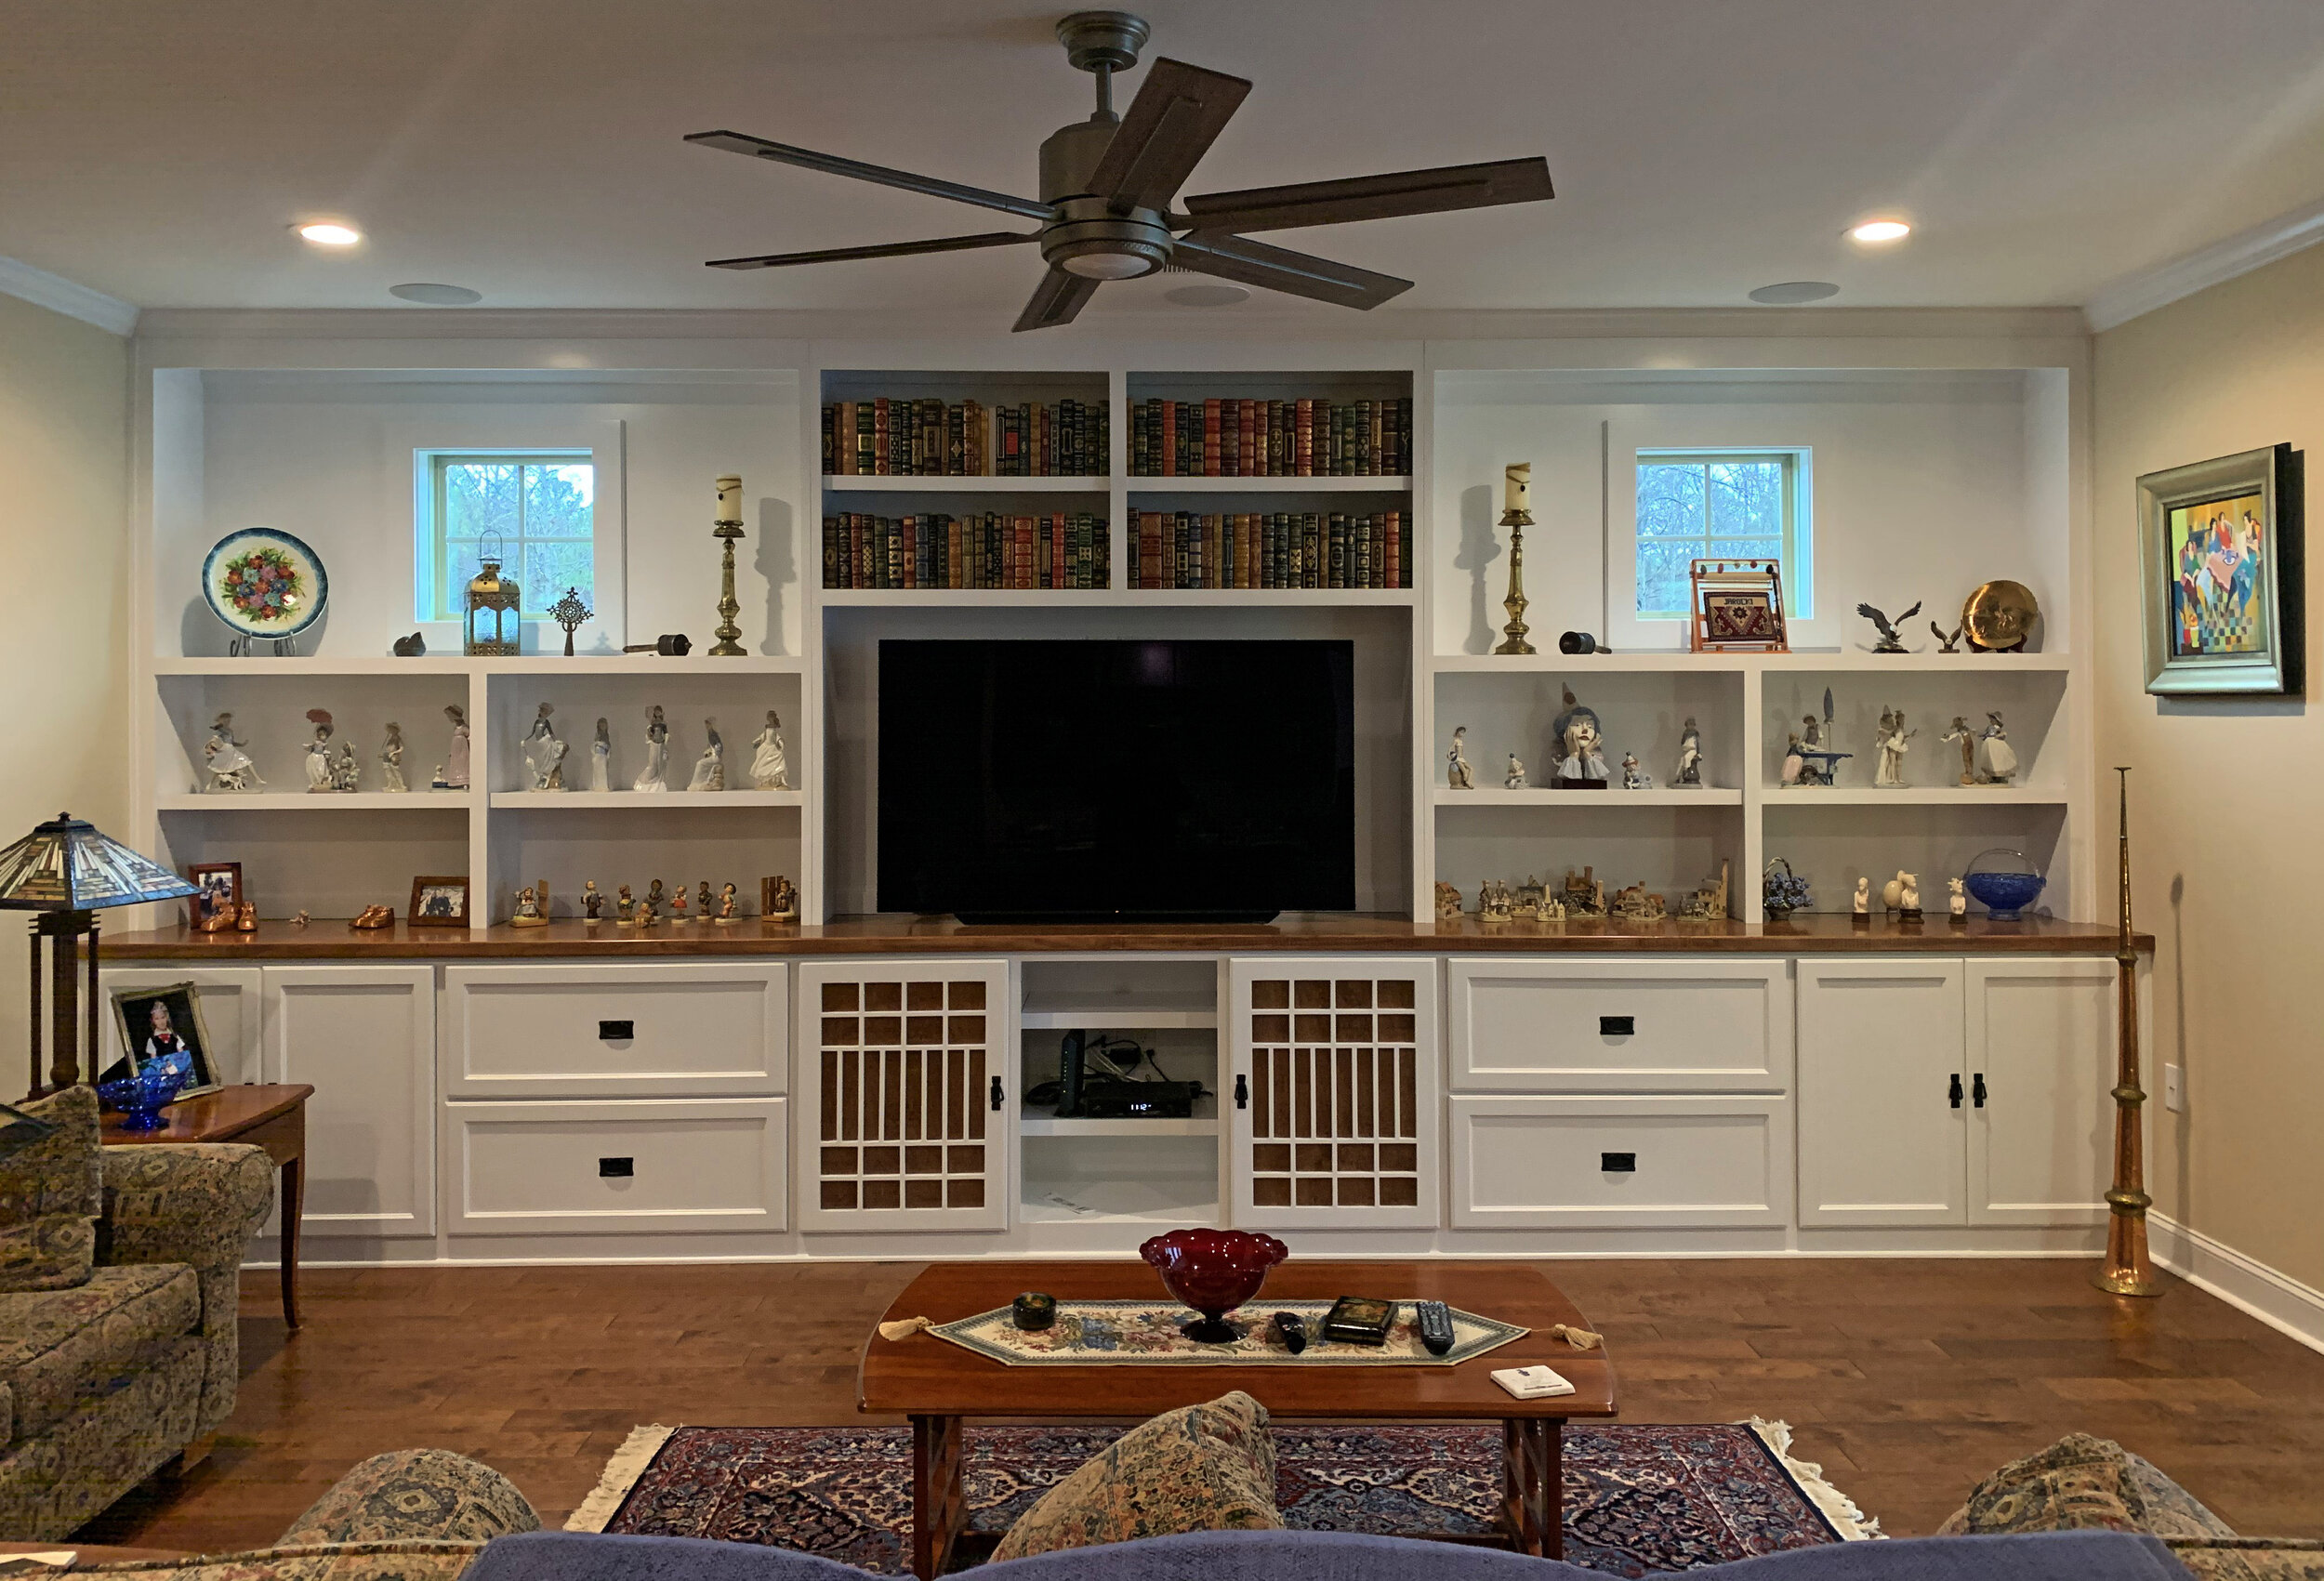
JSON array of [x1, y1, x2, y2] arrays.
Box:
[[2093, 244, 2324, 1289], [0, 293, 131, 1082]]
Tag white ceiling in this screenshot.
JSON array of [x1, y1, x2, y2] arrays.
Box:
[[7, 0, 2324, 318]]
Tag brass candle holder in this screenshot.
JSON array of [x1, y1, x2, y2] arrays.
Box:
[[2093, 765, 2163, 1298], [1494, 507, 1536, 656]]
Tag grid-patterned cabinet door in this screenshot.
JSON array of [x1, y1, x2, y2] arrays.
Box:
[[796, 959, 1010, 1232], [1227, 956, 1441, 1230]]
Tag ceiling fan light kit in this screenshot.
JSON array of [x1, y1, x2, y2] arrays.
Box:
[[687, 9, 1554, 330]]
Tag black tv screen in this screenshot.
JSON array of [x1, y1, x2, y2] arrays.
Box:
[[878, 639, 1355, 922]]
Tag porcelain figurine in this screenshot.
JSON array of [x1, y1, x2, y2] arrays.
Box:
[[715, 882, 739, 924], [1551, 688, 1609, 788], [641, 878, 665, 924], [1620, 751, 1654, 790], [1853, 876, 1870, 915], [202, 713, 263, 792], [1446, 726, 1474, 790], [510, 885, 548, 928], [765, 875, 799, 922], [1898, 873, 1922, 919], [1975, 711, 2019, 784], [1781, 731, 1805, 786], [1873, 707, 1916, 788], [330, 740, 362, 792], [582, 879, 603, 923], [522, 703, 568, 791], [635, 706, 670, 792], [589, 718, 612, 792], [668, 884, 691, 924], [1932, 622, 1963, 653], [1478, 877, 1514, 922], [1940, 716, 1976, 785], [443, 704, 471, 790], [1673, 718, 1703, 787], [1948, 876, 1968, 920], [379, 722, 407, 792], [301, 710, 336, 791], [749, 710, 790, 790], [614, 884, 637, 928], [1856, 599, 1921, 653], [697, 880, 715, 919], [686, 718, 725, 792], [1505, 752, 1526, 789], [1433, 880, 1462, 921]]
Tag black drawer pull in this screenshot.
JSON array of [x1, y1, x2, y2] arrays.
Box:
[[1948, 1073, 1964, 1109], [1601, 1152, 1637, 1173], [1234, 1074, 1249, 1110], [1599, 1015, 1635, 1037], [990, 1075, 1005, 1112], [1973, 1073, 1987, 1109], [599, 1157, 634, 1178], [599, 1020, 635, 1041]]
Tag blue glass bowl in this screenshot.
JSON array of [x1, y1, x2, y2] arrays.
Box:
[[1962, 870, 2046, 920], [96, 1066, 191, 1131]]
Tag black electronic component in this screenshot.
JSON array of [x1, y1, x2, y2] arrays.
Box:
[[1415, 1298, 1454, 1356], [1272, 1311, 1308, 1354]]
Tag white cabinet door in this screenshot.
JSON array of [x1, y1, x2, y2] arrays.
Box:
[[1446, 957, 1791, 1093], [442, 963, 787, 1099], [796, 959, 1010, 1232], [98, 966, 263, 1087], [1968, 957, 2117, 1228], [443, 1097, 787, 1235], [1228, 956, 1441, 1231], [1796, 957, 1966, 1228], [262, 965, 436, 1240], [1448, 1094, 1789, 1230]]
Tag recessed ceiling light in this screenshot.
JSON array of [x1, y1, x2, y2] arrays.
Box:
[[1848, 219, 1911, 244], [1749, 281, 1841, 306], [389, 283, 482, 305], [296, 222, 363, 247], [1165, 283, 1250, 308]]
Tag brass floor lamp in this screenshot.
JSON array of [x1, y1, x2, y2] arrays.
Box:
[[2093, 768, 2163, 1298]]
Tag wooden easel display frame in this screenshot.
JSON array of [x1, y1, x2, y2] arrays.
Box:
[[1688, 559, 1789, 652]]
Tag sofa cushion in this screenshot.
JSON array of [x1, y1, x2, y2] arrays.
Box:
[[987, 1390, 1282, 1563], [1940, 1431, 2237, 1539], [278, 1448, 542, 1547], [2165, 1536, 2324, 1581], [0, 1263, 200, 1441], [0, 1332, 201, 1541], [0, 1087, 103, 1292]]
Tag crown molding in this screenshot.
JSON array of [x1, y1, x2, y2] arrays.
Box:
[[0, 257, 139, 336], [2084, 196, 2324, 333]]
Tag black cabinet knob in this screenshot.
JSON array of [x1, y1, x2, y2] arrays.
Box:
[[599, 1020, 634, 1041]]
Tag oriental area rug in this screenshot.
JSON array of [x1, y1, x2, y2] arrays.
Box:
[[570, 1419, 1879, 1576]]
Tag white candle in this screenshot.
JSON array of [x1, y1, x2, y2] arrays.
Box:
[[716, 474, 744, 521], [1504, 463, 1531, 514]]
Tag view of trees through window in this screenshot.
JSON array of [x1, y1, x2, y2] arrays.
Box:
[[433, 455, 594, 621], [1635, 454, 1793, 616]]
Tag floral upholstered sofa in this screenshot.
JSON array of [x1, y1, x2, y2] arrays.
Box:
[[0, 1088, 276, 1540]]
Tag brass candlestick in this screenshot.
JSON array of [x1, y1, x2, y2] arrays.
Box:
[[710, 520, 746, 657], [1494, 508, 1536, 655], [2093, 765, 2163, 1298]]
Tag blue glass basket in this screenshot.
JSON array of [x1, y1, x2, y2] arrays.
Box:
[[1961, 849, 2046, 921]]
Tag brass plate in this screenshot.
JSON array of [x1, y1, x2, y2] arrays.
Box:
[[1963, 580, 2040, 652]]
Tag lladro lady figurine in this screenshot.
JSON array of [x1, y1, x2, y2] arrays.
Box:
[[634, 705, 669, 792], [687, 718, 725, 791], [588, 718, 612, 792], [750, 710, 789, 790]]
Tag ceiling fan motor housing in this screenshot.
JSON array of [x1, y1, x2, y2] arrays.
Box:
[[1040, 118, 1172, 279]]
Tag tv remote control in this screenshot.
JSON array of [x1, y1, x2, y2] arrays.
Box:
[[1415, 1299, 1455, 1355], [1273, 1311, 1308, 1354]]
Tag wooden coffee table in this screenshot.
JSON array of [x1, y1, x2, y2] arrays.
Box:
[[860, 1259, 1617, 1578]]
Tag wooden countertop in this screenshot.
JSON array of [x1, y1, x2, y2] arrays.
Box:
[[102, 912, 2150, 959]]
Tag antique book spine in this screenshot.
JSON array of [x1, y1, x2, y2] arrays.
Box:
[[821, 404, 836, 475], [822, 516, 838, 586], [1203, 398, 1221, 476], [1240, 399, 1258, 477], [852, 402, 872, 475]]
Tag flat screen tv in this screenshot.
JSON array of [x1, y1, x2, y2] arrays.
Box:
[[878, 639, 1355, 922]]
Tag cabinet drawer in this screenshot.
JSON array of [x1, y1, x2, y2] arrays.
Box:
[[1447, 959, 1790, 1092], [444, 1098, 787, 1234], [443, 965, 787, 1098], [1448, 1094, 1789, 1228]]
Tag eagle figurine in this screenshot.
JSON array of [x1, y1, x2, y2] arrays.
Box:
[[1856, 600, 1921, 654]]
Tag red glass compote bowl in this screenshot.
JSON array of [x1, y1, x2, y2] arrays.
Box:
[[1139, 1228, 1289, 1343]]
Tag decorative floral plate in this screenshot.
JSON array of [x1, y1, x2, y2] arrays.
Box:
[[202, 529, 328, 639]]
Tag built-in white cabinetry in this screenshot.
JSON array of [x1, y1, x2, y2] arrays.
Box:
[[1448, 1095, 1789, 1229], [1446, 958, 1790, 1092], [98, 965, 264, 1086], [1226, 956, 1440, 1231], [442, 963, 788, 1100], [262, 965, 438, 1240], [442, 1097, 788, 1235], [795, 959, 1011, 1232], [1797, 955, 2112, 1230]]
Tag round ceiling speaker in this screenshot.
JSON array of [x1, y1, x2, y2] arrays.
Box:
[[389, 283, 483, 305], [1748, 281, 1841, 306], [1165, 283, 1250, 308]]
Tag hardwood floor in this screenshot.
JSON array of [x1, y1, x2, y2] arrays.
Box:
[[83, 1258, 2324, 1552]]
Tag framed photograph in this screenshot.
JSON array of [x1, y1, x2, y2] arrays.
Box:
[[186, 861, 243, 926], [2139, 444, 2304, 696], [408, 875, 471, 928], [102, 981, 221, 1097], [1689, 559, 1790, 652]]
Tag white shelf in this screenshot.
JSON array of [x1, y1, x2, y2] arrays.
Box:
[[1020, 1111, 1221, 1139], [1126, 475, 1412, 493], [155, 654, 806, 678], [822, 474, 1107, 493], [1763, 785, 2072, 806], [489, 789, 806, 809], [1431, 651, 2073, 676], [1021, 997, 1218, 1030], [1019, 1184, 1223, 1224], [156, 791, 471, 810], [1433, 787, 1742, 808]]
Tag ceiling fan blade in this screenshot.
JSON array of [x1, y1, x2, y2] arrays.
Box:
[[1171, 231, 1414, 310], [1179, 156, 1553, 234], [1013, 267, 1101, 333], [687, 130, 1053, 223], [706, 231, 1038, 270], [1086, 58, 1251, 215]]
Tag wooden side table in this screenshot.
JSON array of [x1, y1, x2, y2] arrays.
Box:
[[100, 1083, 314, 1329]]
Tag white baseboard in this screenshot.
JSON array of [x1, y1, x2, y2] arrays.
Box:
[[2150, 1212, 2324, 1357]]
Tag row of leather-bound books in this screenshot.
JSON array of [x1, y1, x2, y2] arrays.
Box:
[[822, 511, 1110, 590], [1134, 510, 1406, 590], [821, 398, 1108, 477], [1129, 395, 1412, 477]]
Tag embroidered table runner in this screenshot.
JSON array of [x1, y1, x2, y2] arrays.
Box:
[[929, 1298, 1526, 1366]]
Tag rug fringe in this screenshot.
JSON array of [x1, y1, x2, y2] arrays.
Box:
[[1742, 1417, 1884, 1540], [565, 1423, 679, 1533]]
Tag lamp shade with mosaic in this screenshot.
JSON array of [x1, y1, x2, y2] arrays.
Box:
[[0, 812, 198, 1096]]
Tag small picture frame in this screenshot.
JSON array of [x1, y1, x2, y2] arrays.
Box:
[[103, 982, 221, 1097], [186, 862, 244, 926], [1688, 559, 1789, 652], [2138, 443, 2305, 696], [408, 875, 472, 928]]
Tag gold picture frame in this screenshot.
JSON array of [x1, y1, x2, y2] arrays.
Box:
[[104, 980, 223, 1097]]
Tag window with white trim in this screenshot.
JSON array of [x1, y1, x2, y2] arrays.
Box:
[[1634, 450, 1810, 619], [420, 452, 596, 622]]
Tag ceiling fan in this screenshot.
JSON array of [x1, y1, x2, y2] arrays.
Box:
[[686, 10, 1555, 331]]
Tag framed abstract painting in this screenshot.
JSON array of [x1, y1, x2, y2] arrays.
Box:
[[2138, 444, 2304, 696]]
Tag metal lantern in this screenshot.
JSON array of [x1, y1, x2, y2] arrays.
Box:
[[464, 533, 521, 657]]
